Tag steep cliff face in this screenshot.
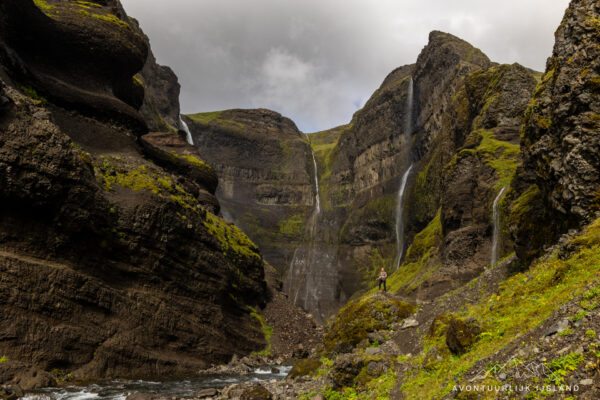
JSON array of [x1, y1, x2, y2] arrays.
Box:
[[510, 0, 600, 266], [138, 45, 181, 133], [0, 0, 319, 385], [189, 32, 539, 321], [186, 109, 315, 284]]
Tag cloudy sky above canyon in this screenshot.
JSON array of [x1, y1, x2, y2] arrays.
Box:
[[122, 0, 570, 132]]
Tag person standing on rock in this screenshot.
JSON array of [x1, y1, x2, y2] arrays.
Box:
[[377, 268, 388, 292]]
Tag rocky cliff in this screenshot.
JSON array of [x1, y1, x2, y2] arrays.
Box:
[[190, 31, 539, 321], [0, 0, 318, 387], [510, 0, 600, 266]]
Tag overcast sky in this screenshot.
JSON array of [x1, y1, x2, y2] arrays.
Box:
[[121, 0, 570, 132]]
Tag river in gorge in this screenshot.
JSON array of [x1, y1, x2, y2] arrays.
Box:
[[20, 366, 291, 400]]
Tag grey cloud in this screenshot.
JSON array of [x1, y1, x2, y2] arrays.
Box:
[[121, 0, 570, 132]]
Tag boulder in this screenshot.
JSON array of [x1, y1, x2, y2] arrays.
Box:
[[239, 384, 272, 400], [329, 354, 365, 389], [287, 358, 322, 379], [445, 317, 482, 354]]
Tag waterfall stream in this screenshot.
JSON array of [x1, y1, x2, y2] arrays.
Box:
[[394, 164, 414, 271], [394, 77, 415, 271], [285, 134, 323, 315], [179, 116, 194, 146], [490, 186, 507, 266]]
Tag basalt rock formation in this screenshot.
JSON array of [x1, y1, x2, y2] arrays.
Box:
[[0, 0, 319, 386], [190, 31, 539, 320], [510, 0, 600, 266]]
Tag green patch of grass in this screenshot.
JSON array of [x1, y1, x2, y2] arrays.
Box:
[[169, 151, 212, 172], [545, 352, 584, 385], [399, 217, 600, 399], [93, 157, 198, 210], [585, 330, 597, 339], [204, 212, 261, 261], [186, 111, 245, 130], [558, 328, 573, 337], [473, 129, 520, 190], [386, 210, 442, 294], [248, 306, 273, 356], [0, 355, 7, 363]]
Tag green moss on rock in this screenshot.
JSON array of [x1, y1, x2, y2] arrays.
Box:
[[204, 212, 261, 261], [323, 293, 415, 354], [248, 306, 273, 356], [288, 358, 322, 379]]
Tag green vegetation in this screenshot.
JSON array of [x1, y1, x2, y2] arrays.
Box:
[[74, 1, 102, 9], [452, 129, 520, 190], [204, 212, 260, 261], [585, 329, 597, 339], [324, 294, 415, 354], [309, 125, 350, 210], [187, 111, 223, 124], [248, 306, 273, 356], [357, 248, 395, 292], [169, 151, 212, 173], [187, 111, 245, 130], [19, 85, 47, 105], [0, 355, 7, 363], [545, 352, 585, 385], [385, 210, 442, 294], [398, 217, 600, 399], [278, 213, 304, 237], [89, 13, 130, 29], [94, 157, 198, 210], [33, 0, 55, 13]]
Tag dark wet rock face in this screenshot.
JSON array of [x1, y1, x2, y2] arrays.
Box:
[[0, 0, 148, 133], [0, 0, 319, 384], [138, 46, 181, 132], [511, 0, 600, 265], [0, 83, 269, 379]]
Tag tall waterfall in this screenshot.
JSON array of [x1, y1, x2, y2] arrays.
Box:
[[394, 164, 413, 271], [395, 77, 415, 271], [490, 186, 507, 266], [179, 116, 194, 146], [284, 134, 325, 317]]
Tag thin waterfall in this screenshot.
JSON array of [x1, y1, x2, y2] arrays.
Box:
[[395, 77, 415, 271], [490, 186, 507, 266], [285, 134, 321, 310], [179, 116, 194, 146], [394, 164, 413, 271]]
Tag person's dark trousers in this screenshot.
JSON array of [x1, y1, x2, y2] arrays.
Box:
[[379, 279, 386, 292]]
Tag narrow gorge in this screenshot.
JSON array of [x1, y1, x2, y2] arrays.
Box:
[[2, 0, 600, 399]]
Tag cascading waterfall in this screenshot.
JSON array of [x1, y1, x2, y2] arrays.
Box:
[[179, 116, 194, 146], [394, 164, 413, 271], [394, 77, 415, 271], [490, 186, 507, 266]]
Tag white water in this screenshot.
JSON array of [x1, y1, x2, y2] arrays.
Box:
[[22, 366, 292, 400], [394, 77, 415, 271], [179, 116, 194, 146], [394, 165, 414, 271], [284, 134, 328, 319], [490, 186, 507, 266]]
